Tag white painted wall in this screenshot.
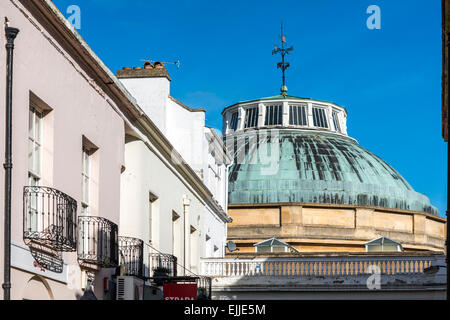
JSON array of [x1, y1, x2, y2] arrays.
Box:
[[120, 139, 203, 264], [119, 77, 170, 134], [119, 135, 228, 278], [119, 74, 232, 265], [165, 98, 205, 173]]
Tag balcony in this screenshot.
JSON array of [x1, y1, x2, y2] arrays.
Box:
[[149, 252, 177, 278], [200, 253, 446, 299], [201, 254, 437, 277], [119, 236, 144, 277], [78, 216, 119, 268], [23, 186, 77, 252], [197, 276, 212, 300]]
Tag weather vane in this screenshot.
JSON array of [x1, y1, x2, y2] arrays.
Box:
[[272, 23, 293, 95]]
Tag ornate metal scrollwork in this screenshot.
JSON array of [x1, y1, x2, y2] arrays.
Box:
[[77, 216, 119, 268], [119, 236, 144, 278], [149, 252, 177, 277], [23, 186, 77, 252]]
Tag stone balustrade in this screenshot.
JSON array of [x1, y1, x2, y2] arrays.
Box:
[[201, 254, 439, 278]]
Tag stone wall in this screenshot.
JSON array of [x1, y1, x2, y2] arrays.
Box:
[[227, 204, 446, 253]]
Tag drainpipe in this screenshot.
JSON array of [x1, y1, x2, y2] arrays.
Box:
[[182, 196, 190, 276], [447, 32, 450, 301], [2, 23, 19, 301]]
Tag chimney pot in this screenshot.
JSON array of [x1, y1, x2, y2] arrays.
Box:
[[153, 61, 164, 69], [144, 61, 153, 69]]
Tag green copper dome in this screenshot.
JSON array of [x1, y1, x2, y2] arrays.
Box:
[[227, 129, 438, 215]]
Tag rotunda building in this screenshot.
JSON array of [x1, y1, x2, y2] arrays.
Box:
[[222, 94, 446, 253]]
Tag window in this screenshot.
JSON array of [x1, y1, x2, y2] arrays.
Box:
[[332, 111, 341, 133], [28, 107, 42, 186], [312, 107, 328, 128], [230, 112, 238, 131], [253, 237, 299, 253], [28, 107, 43, 232], [264, 105, 282, 126], [365, 237, 403, 253], [289, 105, 308, 126], [244, 107, 258, 128], [81, 147, 90, 215]]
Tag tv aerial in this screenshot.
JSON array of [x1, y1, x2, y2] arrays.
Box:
[[226, 241, 239, 252], [140, 59, 181, 69]]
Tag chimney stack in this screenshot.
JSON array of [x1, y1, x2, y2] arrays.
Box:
[[116, 62, 171, 81], [116, 60, 172, 134]]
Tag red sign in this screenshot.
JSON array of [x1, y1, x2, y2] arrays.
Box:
[[163, 283, 197, 300]]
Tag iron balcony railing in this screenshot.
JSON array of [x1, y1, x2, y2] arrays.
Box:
[[197, 276, 212, 300], [23, 186, 77, 251], [78, 216, 119, 268], [149, 252, 177, 278], [119, 236, 144, 278]]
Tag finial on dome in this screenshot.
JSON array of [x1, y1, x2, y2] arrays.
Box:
[[272, 23, 293, 96]]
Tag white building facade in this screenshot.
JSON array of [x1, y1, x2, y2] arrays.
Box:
[[117, 63, 232, 283]]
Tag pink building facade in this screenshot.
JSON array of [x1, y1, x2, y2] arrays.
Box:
[[0, 0, 130, 300]]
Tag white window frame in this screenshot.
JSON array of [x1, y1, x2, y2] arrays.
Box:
[[28, 106, 43, 186], [229, 111, 239, 131], [80, 147, 91, 256], [312, 106, 329, 129], [28, 107, 43, 233], [289, 104, 308, 126], [264, 104, 283, 126], [332, 110, 341, 133], [243, 106, 258, 128], [255, 245, 289, 253], [81, 147, 90, 215]]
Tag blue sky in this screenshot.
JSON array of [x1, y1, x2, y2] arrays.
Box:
[[53, 0, 446, 217]]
